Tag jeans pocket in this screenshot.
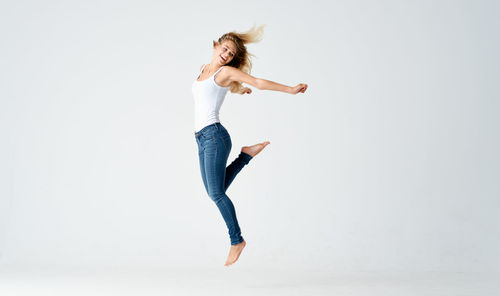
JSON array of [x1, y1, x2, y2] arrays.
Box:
[[201, 130, 213, 140]]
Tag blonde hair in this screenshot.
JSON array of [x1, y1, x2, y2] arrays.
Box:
[[213, 24, 266, 93]]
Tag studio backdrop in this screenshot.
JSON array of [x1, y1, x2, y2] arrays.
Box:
[[0, 0, 498, 272]]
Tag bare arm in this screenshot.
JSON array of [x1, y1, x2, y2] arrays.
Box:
[[225, 66, 307, 95], [258, 78, 291, 93]]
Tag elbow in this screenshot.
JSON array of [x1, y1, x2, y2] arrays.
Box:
[[255, 78, 265, 90]]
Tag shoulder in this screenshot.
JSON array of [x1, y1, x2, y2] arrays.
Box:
[[221, 66, 258, 86], [199, 64, 205, 71], [217, 66, 238, 79], [220, 65, 238, 74]]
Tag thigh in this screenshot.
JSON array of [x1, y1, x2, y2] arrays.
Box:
[[196, 135, 210, 193], [204, 129, 230, 196], [198, 149, 209, 194]]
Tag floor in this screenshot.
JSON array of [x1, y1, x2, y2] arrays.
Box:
[[0, 265, 498, 296]]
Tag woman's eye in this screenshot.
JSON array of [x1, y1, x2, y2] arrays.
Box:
[[223, 47, 234, 57]]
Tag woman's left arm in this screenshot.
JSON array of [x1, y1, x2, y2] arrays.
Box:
[[226, 66, 307, 95]]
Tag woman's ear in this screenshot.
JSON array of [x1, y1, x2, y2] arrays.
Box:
[[212, 40, 218, 48]]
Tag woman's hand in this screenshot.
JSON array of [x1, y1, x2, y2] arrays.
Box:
[[240, 87, 252, 95], [289, 83, 308, 94]]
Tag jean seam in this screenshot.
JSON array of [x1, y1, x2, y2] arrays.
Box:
[[213, 136, 239, 245], [221, 195, 240, 244], [221, 134, 228, 151], [212, 135, 217, 153]]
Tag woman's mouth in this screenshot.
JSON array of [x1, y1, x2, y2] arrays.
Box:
[[220, 55, 226, 62]]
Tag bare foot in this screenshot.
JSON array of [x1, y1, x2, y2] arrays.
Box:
[[241, 141, 270, 158], [224, 240, 246, 266]]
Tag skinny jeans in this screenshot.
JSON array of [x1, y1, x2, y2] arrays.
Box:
[[194, 122, 252, 245]]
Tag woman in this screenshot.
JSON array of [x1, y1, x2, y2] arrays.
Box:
[[192, 24, 308, 267]]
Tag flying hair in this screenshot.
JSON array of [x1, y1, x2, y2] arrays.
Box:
[[212, 24, 266, 93]]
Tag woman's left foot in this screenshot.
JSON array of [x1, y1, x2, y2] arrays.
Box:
[[224, 240, 246, 266], [241, 141, 270, 158]]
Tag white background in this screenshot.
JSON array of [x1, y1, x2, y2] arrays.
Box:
[[1, 0, 499, 275]]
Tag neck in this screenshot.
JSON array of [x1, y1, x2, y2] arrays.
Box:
[[208, 60, 224, 71]]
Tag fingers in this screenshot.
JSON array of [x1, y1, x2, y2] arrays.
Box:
[[300, 83, 308, 93], [240, 87, 251, 95], [290, 83, 308, 94]]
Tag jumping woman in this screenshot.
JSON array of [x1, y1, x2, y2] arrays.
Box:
[[192, 24, 308, 266]]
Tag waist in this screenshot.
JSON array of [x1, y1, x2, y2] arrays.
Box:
[[194, 122, 225, 137]]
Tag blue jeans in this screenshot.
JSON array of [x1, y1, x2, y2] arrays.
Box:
[[194, 122, 253, 245]]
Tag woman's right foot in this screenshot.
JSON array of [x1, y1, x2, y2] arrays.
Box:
[[241, 141, 270, 158], [224, 240, 246, 266]]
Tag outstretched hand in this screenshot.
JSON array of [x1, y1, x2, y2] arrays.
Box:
[[240, 87, 252, 95], [290, 83, 308, 94]]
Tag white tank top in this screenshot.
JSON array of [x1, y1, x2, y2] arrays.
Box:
[[192, 64, 230, 133]]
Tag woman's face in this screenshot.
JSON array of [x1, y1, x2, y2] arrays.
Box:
[[213, 40, 237, 66]]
